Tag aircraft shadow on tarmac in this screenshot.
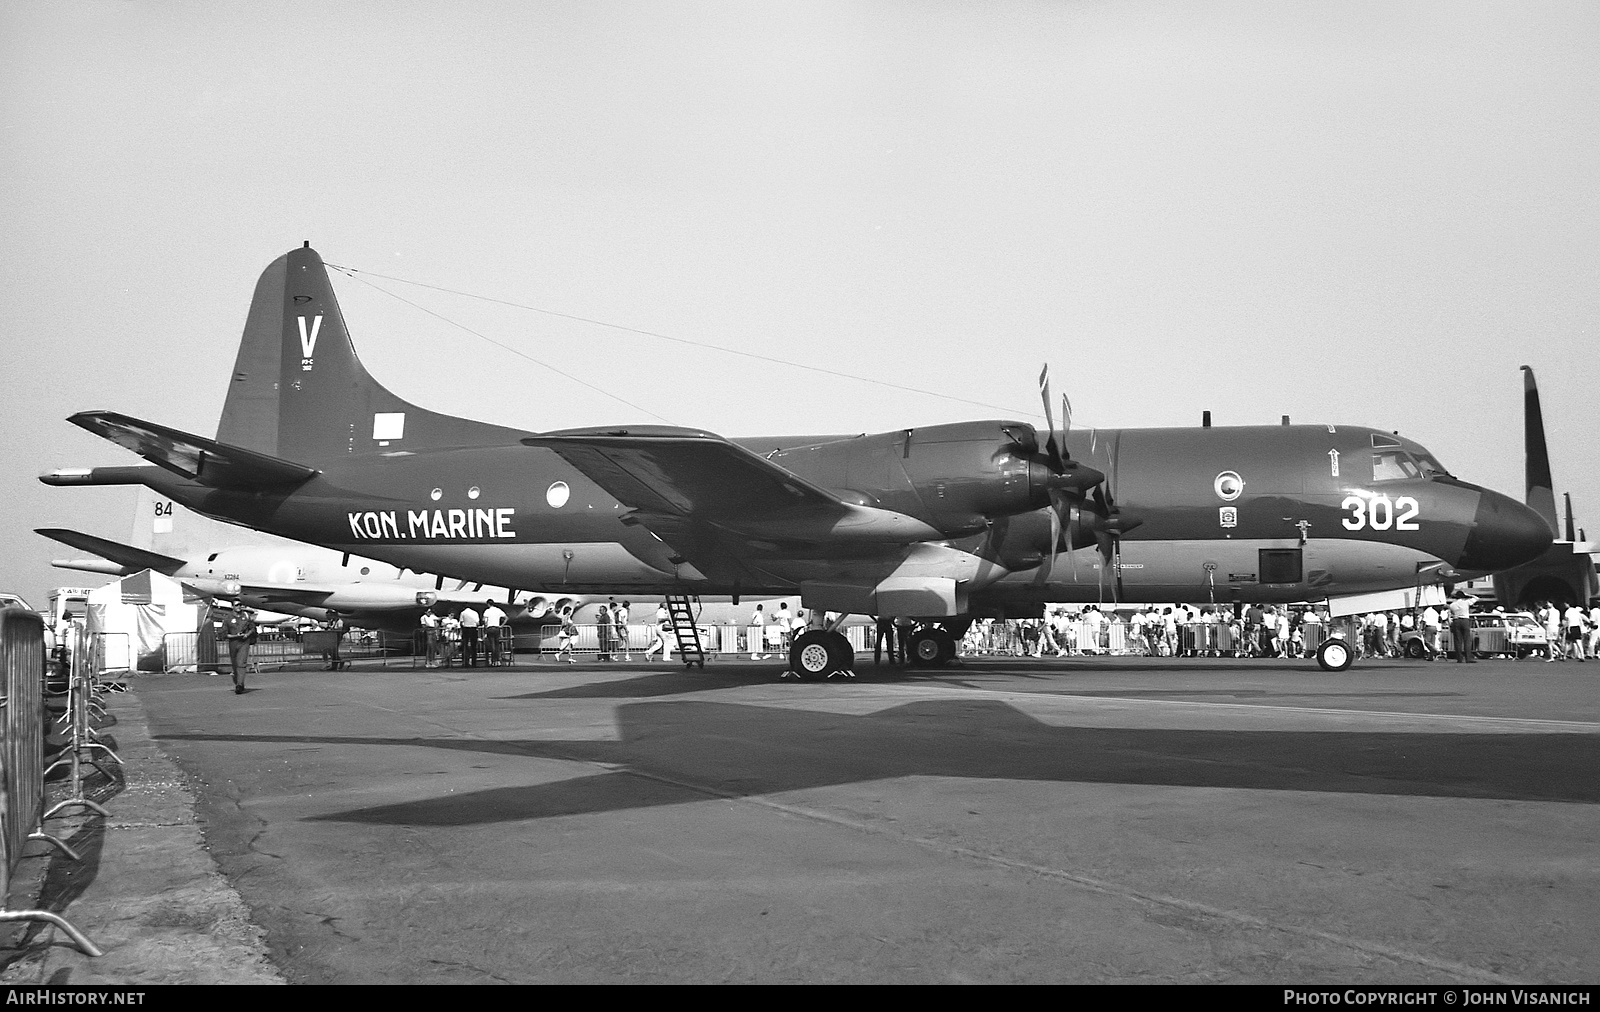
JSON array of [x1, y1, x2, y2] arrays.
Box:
[[155, 698, 1600, 826], [496, 664, 954, 701]]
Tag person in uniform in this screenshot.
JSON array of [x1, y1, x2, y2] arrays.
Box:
[[321, 610, 346, 670], [222, 603, 256, 694]]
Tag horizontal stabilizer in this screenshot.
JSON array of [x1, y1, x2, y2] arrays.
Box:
[[35, 528, 186, 576], [68, 411, 318, 491]]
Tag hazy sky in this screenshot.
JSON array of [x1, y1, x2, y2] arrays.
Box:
[[3, 1, 1596, 609]]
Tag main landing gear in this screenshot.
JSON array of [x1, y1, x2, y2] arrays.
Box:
[[906, 626, 958, 668], [788, 630, 855, 681]]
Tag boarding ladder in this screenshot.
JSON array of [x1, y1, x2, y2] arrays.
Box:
[[666, 595, 706, 669]]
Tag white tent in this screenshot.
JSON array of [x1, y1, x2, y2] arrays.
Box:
[[84, 570, 207, 672]]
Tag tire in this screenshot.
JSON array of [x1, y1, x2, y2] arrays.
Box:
[[908, 627, 956, 668], [1317, 637, 1354, 672], [1404, 638, 1426, 660], [790, 630, 849, 681]]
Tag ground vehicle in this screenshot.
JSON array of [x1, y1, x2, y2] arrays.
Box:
[[0, 593, 31, 611], [47, 587, 94, 629], [1400, 611, 1548, 659]]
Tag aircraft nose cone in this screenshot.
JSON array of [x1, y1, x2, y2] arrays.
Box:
[[1458, 490, 1553, 572]]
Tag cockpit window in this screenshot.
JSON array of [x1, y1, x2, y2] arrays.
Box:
[[1371, 451, 1422, 482], [1413, 453, 1450, 478]]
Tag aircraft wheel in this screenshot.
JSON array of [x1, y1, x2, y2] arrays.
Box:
[[1404, 639, 1426, 660], [1316, 637, 1354, 672], [908, 627, 956, 668], [790, 631, 847, 681], [824, 631, 854, 676]]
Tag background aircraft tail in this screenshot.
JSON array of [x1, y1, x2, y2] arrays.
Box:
[[129, 485, 285, 557], [215, 244, 526, 463], [1521, 365, 1559, 536]]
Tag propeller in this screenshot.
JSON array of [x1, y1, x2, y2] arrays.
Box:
[[1028, 365, 1146, 599], [1027, 365, 1106, 578]]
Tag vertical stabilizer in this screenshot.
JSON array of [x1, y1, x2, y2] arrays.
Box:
[[216, 244, 526, 463], [1521, 365, 1559, 536], [128, 486, 288, 556]]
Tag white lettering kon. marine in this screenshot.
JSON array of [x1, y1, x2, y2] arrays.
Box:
[[344, 508, 516, 540]]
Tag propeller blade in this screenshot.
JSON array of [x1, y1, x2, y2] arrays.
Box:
[[1038, 365, 1062, 471]]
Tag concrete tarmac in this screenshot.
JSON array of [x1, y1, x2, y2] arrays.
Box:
[[10, 653, 1600, 984]]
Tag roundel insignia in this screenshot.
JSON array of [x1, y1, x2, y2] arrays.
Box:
[[546, 481, 571, 508], [1214, 471, 1245, 501]]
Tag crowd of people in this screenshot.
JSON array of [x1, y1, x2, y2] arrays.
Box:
[[417, 600, 511, 667], [964, 603, 1330, 659]]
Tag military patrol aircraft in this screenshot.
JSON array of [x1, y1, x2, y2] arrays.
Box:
[[44, 244, 1552, 676]]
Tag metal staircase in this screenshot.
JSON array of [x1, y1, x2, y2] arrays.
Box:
[[666, 594, 706, 669]]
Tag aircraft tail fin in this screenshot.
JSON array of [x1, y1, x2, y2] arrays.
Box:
[[1521, 365, 1559, 536], [216, 244, 526, 462]]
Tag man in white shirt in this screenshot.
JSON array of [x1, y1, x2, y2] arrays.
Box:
[[1447, 593, 1475, 663], [1563, 602, 1586, 663], [1587, 601, 1600, 660], [482, 600, 508, 665], [459, 605, 481, 667], [1421, 606, 1442, 661]]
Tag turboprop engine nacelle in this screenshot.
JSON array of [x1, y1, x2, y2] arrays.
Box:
[[763, 420, 1094, 538]]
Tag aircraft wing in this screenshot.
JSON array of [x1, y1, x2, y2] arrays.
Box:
[[35, 528, 186, 576], [68, 411, 318, 491], [521, 430, 940, 545]]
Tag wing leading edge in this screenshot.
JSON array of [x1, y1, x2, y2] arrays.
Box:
[[521, 430, 942, 546]]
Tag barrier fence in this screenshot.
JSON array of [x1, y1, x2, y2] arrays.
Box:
[[0, 608, 99, 955]]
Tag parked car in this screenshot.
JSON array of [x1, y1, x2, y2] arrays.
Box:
[[1402, 611, 1548, 659]]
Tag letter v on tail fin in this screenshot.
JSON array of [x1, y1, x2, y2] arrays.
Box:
[[216, 244, 527, 462], [67, 411, 318, 491]]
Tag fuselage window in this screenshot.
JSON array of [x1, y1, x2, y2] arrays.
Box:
[[1371, 451, 1421, 483]]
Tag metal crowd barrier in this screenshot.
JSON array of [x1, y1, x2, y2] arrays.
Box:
[[88, 632, 131, 676], [0, 609, 100, 955]]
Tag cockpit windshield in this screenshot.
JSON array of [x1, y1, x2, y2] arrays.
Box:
[[1371, 449, 1452, 482]]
